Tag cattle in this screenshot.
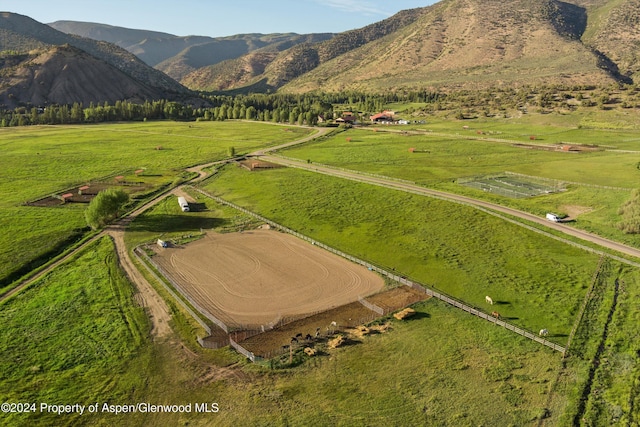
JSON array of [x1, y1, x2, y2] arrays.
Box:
[[539, 329, 549, 337], [485, 295, 494, 305]]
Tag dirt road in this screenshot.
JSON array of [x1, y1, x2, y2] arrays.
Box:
[[259, 155, 640, 264]]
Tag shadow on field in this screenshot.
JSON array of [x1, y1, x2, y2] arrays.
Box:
[[549, 333, 568, 338], [130, 215, 226, 233], [502, 316, 519, 321], [187, 202, 208, 212], [494, 300, 511, 306], [402, 311, 430, 321]]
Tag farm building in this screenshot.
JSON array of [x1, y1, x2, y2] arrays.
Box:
[[370, 110, 395, 123]]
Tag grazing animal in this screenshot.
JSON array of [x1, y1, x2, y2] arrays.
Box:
[[295, 333, 303, 339], [491, 311, 500, 319], [539, 329, 548, 337], [291, 337, 298, 343], [485, 295, 494, 305], [305, 334, 313, 341]]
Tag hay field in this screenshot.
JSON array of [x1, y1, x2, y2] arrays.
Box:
[[153, 230, 384, 328]]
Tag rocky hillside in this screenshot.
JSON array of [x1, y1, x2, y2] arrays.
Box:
[[279, 0, 616, 93], [0, 12, 189, 101], [0, 45, 166, 108], [181, 0, 639, 93], [579, 0, 640, 82]]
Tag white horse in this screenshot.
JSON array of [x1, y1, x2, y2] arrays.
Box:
[[485, 295, 494, 305], [539, 329, 548, 337]]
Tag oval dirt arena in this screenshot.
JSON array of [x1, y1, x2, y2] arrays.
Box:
[[152, 230, 385, 328]]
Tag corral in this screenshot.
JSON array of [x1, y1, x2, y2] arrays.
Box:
[[150, 229, 385, 330]]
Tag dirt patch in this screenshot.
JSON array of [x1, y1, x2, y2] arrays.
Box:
[[239, 286, 428, 358], [151, 229, 385, 330], [367, 286, 428, 311], [561, 205, 593, 221], [238, 160, 283, 171]]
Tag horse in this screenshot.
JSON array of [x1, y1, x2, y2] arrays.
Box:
[[539, 329, 548, 337], [485, 295, 494, 305], [491, 311, 500, 319]]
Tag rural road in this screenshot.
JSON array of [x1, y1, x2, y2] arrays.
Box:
[[258, 154, 640, 263]]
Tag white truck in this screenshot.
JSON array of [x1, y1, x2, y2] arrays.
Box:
[[546, 213, 560, 222], [178, 196, 189, 212]]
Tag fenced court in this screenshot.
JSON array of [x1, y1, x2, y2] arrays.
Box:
[[459, 173, 565, 198]]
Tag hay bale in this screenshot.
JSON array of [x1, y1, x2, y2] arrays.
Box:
[[370, 322, 391, 333], [393, 308, 416, 320], [304, 347, 316, 357], [328, 335, 345, 349]]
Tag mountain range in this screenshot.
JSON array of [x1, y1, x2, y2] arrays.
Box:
[[2, 0, 640, 107]]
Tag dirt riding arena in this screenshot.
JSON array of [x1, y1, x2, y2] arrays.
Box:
[[152, 229, 385, 330]]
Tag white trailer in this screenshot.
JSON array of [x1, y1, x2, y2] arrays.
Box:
[[546, 213, 560, 222], [178, 196, 189, 212]]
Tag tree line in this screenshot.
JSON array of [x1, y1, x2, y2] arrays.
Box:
[[0, 90, 442, 127], [2, 84, 639, 127]]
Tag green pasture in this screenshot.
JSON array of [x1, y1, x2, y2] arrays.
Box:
[[283, 128, 640, 187], [124, 188, 262, 248], [281, 126, 640, 249], [0, 237, 150, 426], [0, 121, 311, 288], [203, 165, 602, 341]]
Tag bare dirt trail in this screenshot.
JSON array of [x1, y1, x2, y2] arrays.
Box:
[[259, 155, 640, 264], [107, 225, 172, 338]]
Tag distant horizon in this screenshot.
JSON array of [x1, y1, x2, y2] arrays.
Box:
[[6, 0, 438, 38]]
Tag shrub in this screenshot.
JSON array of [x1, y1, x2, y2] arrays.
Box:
[[85, 188, 129, 230]]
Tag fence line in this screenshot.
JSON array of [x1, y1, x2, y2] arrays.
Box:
[[564, 255, 605, 358], [197, 336, 228, 349], [358, 296, 385, 315], [229, 336, 261, 362], [193, 188, 567, 355], [504, 171, 632, 191], [134, 247, 212, 336]]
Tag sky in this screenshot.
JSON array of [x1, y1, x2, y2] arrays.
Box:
[[7, 0, 439, 37]]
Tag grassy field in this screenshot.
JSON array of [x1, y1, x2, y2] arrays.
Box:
[[0, 237, 150, 426], [1, 116, 639, 425], [280, 124, 640, 248], [0, 121, 311, 290], [202, 165, 602, 341]]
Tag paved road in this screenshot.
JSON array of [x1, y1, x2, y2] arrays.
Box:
[[258, 154, 640, 263]]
